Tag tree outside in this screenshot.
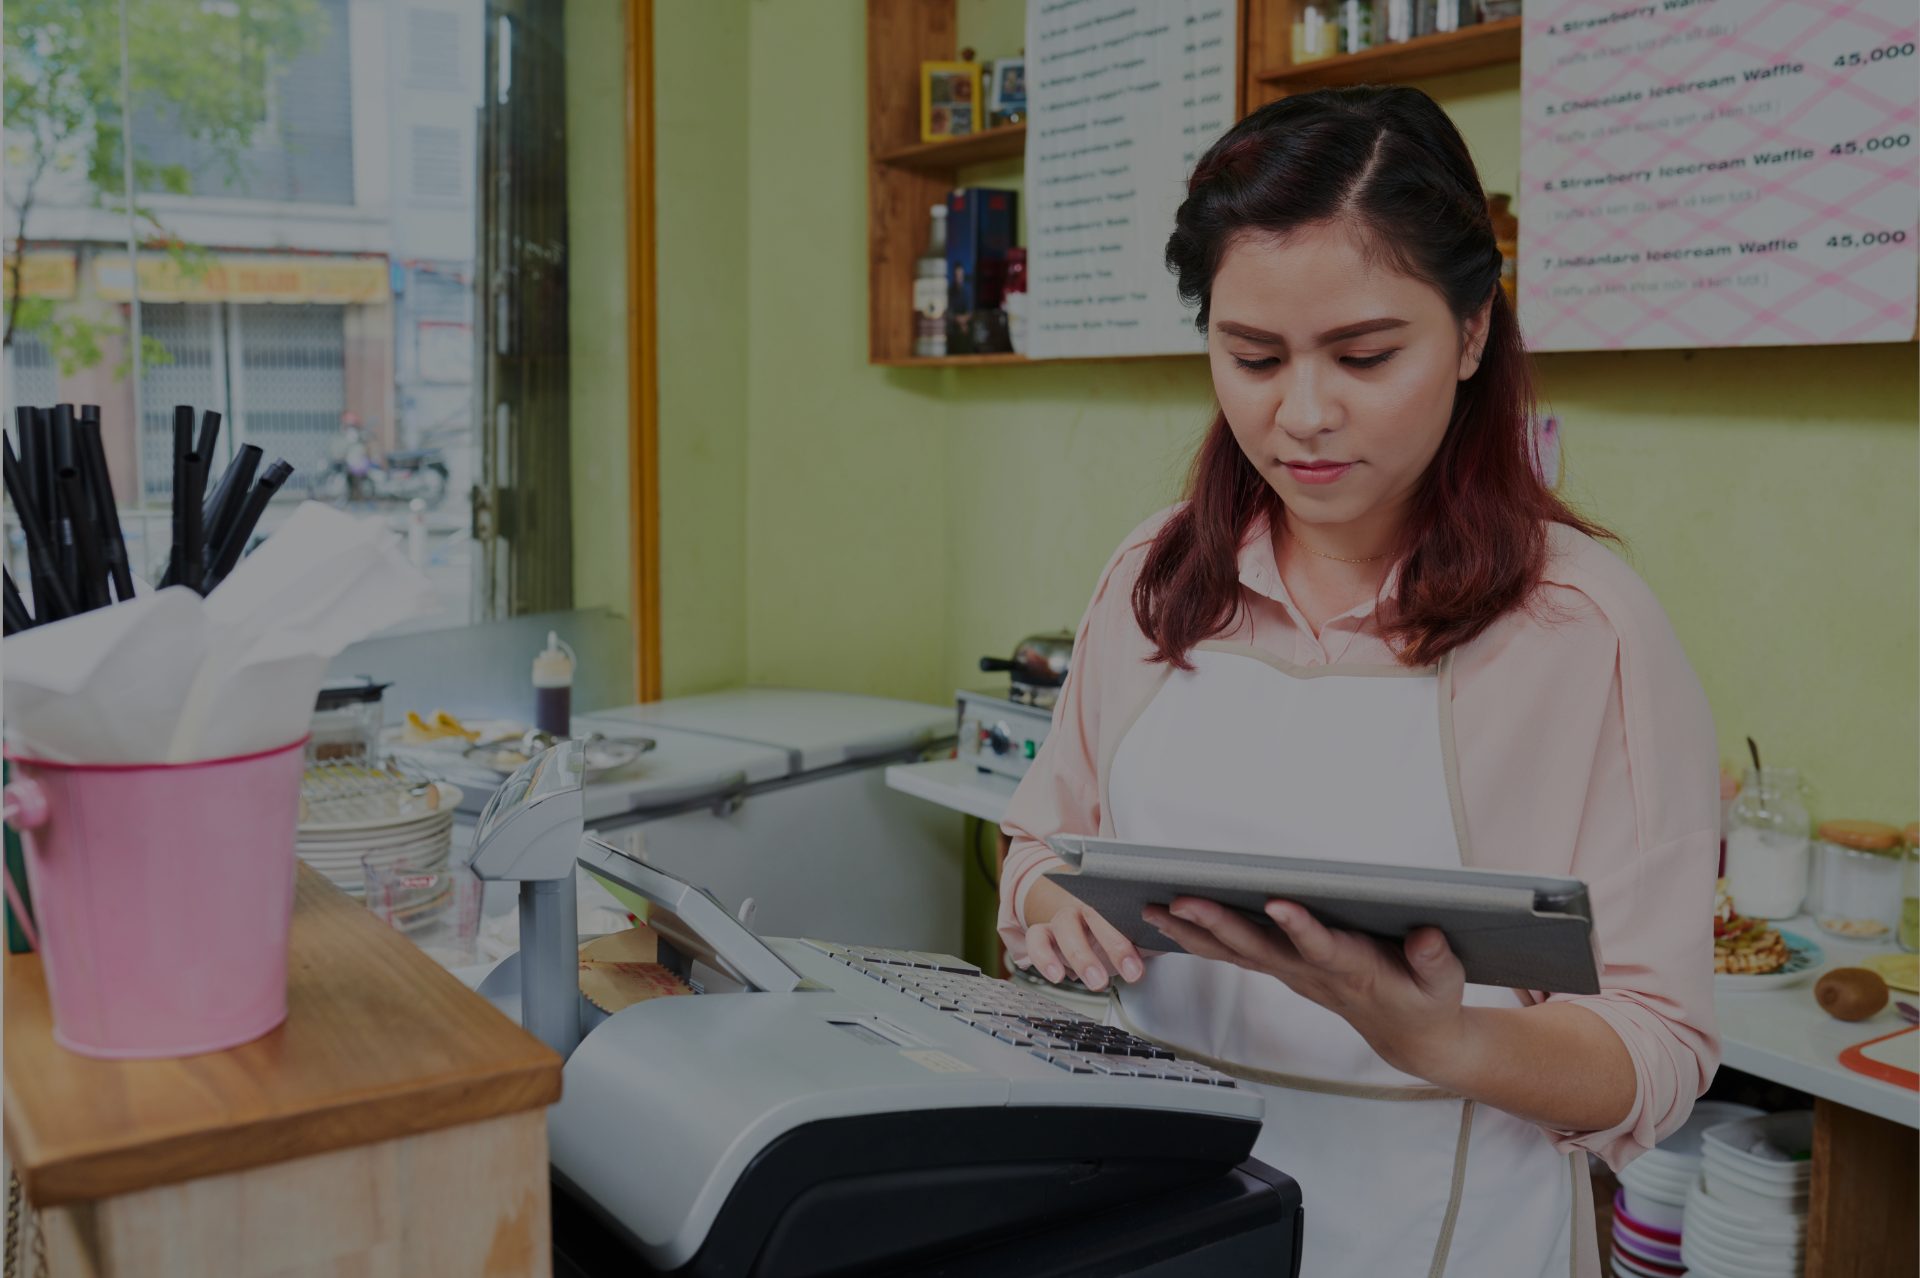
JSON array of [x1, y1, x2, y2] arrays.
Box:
[[4, 0, 323, 373]]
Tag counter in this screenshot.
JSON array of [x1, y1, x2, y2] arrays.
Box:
[[4, 863, 563, 1276]]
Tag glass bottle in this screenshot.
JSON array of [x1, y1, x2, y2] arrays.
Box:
[[1003, 246, 1029, 356], [1339, 0, 1374, 53], [1723, 768, 1812, 919], [913, 204, 949, 358]]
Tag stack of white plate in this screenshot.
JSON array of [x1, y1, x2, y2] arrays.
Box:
[[297, 781, 462, 895], [1681, 1112, 1811, 1278], [1615, 1099, 1763, 1261]]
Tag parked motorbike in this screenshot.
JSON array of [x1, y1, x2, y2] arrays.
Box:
[[319, 447, 451, 508]]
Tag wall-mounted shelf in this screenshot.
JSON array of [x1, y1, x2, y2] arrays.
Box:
[[876, 125, 1026, 173], [866, 2, 1523, 367], [1255, 18, 1523, 90]]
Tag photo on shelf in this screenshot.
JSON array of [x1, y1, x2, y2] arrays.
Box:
[[921, 59, 982, 141], [986, 56, 1025, 126]]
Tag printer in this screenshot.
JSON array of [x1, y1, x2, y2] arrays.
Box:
[[471, 743, 1304, 1277]]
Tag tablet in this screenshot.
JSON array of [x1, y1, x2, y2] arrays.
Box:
[[1044, 835, 1600, 995]]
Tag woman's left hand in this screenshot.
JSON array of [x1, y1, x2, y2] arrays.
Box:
[[1143, 897, 1469, 1079]]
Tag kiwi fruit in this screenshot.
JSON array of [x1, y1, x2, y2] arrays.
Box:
[[1814, 968, 1890, 1022]]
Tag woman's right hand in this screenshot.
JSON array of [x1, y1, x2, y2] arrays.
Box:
[[1019, 875, 1144, 993]]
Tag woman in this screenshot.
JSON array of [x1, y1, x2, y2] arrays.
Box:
[[997, 87, 1719, 1278]]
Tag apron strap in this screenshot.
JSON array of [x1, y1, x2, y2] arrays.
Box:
[[1427, 1099, 1475, 1278]]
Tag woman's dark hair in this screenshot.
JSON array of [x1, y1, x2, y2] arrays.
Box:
[[1134, 85, 1609, 668]]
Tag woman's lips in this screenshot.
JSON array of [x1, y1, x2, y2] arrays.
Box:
[[1283, 461, 1354, 486]]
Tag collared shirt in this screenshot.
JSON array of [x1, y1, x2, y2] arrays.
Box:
[[998, 506, 1722, 1170]]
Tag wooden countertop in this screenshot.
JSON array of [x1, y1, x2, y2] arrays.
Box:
[[5, 863, 562, 1207]]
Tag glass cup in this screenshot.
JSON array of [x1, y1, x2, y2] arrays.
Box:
[[362, 856, 483, 969]]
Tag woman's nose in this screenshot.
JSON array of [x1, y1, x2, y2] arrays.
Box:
[[1274, 365, 1334, 440]]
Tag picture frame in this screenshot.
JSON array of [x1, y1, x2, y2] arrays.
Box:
[[920, 60, 982, 142], [986, 57, 1026, 127]]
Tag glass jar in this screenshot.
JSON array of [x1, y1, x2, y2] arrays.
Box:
[[1723, 767, 1811, 919], [1901, 823, 1919, 953], [1292, 5, 1340, 61], [1808, 820, 1904, 942]]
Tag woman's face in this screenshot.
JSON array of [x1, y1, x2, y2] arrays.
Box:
[[1207, 223, 1490, 539]]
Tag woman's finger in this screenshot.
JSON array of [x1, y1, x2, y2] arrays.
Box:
[[1143, 904, 1245, 966], [1169, 897, 1297, 970], [1402, 926, 1464, 997], [1026, 924, 1068, 984], [1082, 908, 1145, 982], [1051, 910, 1112, 991], [1263, 899, 1353, 969]]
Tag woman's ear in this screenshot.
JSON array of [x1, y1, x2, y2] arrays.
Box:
[[1458, 293, 1494, 381]]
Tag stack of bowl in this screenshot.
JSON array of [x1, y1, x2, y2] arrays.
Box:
[[1613, 1100, 1763, 1277], [1681, 1112, 1812, 1278]]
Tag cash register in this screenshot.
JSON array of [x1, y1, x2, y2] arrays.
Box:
[[471, 743, 1304, 1277]]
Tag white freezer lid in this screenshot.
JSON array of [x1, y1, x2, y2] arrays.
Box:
[[585, 687, 955, 774], [570, 719, 790, 823]]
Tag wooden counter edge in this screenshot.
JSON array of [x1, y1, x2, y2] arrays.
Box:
[[9, 1057, 561, 1208], [6, 865, 564, 1209]]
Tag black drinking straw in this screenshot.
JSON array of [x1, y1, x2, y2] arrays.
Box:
[[48, 405, 78, 586], [194, 409, 221, 486], [10, 408, 31, 499], [21, 408, 50, 514], [2, 437, 74, 621], [160, 405, 195, 588], [201, 443, 262, 560], [75, 407, 133, 603], [202, 459, 293, 592], [53, 463, 106, 612]]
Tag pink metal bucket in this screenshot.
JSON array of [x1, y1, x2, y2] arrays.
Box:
[[2, 739, 305, 1059]]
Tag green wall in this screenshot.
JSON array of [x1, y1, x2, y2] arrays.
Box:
[[567, 0, 635, 617], [654, 1, 1917, 823], [654, 0, 752, 695]]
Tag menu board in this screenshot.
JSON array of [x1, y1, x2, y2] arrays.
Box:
[[1025, 0, 1236, 359], [1519, 0, 1919, 350]]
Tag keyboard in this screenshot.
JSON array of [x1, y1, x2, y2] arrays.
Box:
[[801, 941, 1238, 1088]]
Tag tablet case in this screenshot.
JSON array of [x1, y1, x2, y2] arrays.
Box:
[[1045, 835, 1600, 995]]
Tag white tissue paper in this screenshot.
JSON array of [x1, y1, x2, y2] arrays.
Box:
[[4, 503, 439, 764]]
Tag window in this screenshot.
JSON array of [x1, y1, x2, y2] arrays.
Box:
[[3, 0, 628, 638]]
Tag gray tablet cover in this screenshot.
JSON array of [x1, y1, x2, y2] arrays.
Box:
[[1044, 835, 1600, 995]]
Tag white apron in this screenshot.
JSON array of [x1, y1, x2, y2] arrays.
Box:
[[1105, 642, 1588, 1278]]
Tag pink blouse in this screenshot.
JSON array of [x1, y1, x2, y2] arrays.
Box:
[[998, 508, 1722, 1170]]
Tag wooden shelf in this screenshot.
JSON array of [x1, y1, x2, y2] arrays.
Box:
[[876, 124, 1026, 172], [866, 2, 1518, 365], [877, 352, 1032, 368], [1256, 17, 1521, 89]]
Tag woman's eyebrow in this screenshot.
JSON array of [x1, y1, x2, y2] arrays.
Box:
[[1213, 317, 1409, 346]]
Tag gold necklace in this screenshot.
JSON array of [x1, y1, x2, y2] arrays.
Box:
[[1295, 542, 1392, 565]]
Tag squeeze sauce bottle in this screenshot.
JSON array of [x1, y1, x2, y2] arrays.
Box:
[[533, 631, 575, 736]]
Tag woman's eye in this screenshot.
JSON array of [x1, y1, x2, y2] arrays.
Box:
[[1341, 351, 1397, 369], [1232, 355, 1279, 371]]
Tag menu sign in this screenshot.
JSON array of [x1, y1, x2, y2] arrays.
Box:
[[1519, 0, 1919, 350], [1025, 0, 1236, 359]]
